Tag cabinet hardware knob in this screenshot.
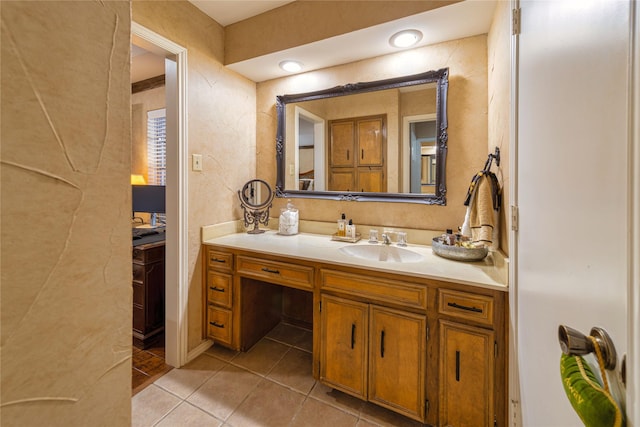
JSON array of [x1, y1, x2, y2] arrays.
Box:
[[210, 286, 225, 292], [210, 321, 225, 328], [380, 330, 385, 358], [211, 258, 225, 263], [447, 302, 482, 313], [351, 324, 356, 349], [455, 350, 461, 381], [261, 267, 280, 274]]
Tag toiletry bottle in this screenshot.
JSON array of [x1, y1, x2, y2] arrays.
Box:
[[337, 213, 347, 237], [347, 219, 356, 239], [445, 229, 455, 245]]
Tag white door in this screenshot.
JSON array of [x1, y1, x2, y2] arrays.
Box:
[[515, 1, 631, 425]]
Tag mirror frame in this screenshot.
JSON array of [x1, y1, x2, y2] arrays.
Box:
[[275, 68, 449, 204]]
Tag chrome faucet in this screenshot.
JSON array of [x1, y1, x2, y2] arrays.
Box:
[[381, 233, 391, 245]]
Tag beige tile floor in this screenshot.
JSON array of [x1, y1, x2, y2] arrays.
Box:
[[132, 323, 427, 427]]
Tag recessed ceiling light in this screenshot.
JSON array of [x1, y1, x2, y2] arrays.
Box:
[[389, 30, 423, 48], [279, 60, 303, 73]]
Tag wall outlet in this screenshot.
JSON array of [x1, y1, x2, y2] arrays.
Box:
[[192, 154, 203, 171]]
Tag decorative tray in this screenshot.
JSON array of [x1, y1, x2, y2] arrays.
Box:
[[331, 233, 362, 243], [431, 237, 488, 262]]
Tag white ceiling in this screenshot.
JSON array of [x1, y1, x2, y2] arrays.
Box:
[[132, 1, 496, 83], [189, 0, 294, 26]]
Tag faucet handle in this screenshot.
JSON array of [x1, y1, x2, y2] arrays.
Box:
[[397, 232, 407, 247]]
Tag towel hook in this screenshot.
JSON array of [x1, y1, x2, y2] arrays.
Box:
[[483, 147, 501, 172]]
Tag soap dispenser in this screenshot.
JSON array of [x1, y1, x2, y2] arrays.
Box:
[[346, 219, 356, 239], [337, 213, 347, 237], [278, 200, 299, 235]]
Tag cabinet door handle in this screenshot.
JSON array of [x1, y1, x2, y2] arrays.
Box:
[[455, 350, 460, 381], [447, 302, 483, 313], [209, 286, 225, 292], [261, 267, 280, 274], [351, 324, 356, 349], [346, 150, 349, 161], [211, 258, 226, 264], [210, 321, 225, 329], [361, 149, 364, 159], [380, 330, 385, 358]]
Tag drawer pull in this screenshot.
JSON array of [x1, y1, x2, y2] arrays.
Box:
[[351, 324, 356, 349], [209, 286, 225, 292], [210, 321, 225, 329], [261, 267, 280, 274], [447, 302, 483, 313], [380, 330, 385, 358], [456, 350, 461, 381], [210, 258, 226, 263]]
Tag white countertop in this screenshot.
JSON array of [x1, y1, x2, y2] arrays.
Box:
[[203, 231, 508, 292]]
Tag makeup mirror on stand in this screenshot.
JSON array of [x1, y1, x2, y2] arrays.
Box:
[[238, 179, 275, 234]]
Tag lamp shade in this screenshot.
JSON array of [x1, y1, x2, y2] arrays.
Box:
[[131, 174, 146, 185]]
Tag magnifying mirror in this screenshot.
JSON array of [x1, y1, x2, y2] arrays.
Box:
[[237, 179, 274, 234]]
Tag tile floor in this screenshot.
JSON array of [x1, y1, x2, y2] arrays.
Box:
[[132, 323, 427, 427]]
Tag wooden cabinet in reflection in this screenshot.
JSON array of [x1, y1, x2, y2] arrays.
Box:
[[328, 115, 386, 192]]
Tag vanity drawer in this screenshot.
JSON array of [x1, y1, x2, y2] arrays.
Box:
[[207, 305, 233, 345], [236, 256, 314, 291], [207, 271, 232, 308], [207, 249, 233, 272], [438, 289, 494, 326], [132, 263, 145, 283], [320, 269, 427, 310], [133, 245, 164, 263]]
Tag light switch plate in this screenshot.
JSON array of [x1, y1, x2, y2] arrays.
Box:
[[192, 154, 203, 171]]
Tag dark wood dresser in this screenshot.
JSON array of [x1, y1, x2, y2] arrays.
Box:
[[132, 238, 165, 349]]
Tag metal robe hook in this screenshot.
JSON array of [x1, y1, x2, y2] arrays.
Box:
[[558, 325, 617, 370]]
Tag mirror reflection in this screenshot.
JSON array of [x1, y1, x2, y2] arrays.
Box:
[[276, 69, 448, 205]]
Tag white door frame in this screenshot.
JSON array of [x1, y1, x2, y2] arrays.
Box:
[[132, 22, 188, 368], [401, 113, 436, 193], [294, 106, 325, 191], [629, 1, 639, 422]]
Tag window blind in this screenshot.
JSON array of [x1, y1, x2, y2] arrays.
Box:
[[147, 108, 166, 186]]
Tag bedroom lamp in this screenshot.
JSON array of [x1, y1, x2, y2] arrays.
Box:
[[131, 174, 146, 185]]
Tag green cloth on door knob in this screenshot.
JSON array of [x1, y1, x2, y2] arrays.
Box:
[[560, 354, 624, 427]]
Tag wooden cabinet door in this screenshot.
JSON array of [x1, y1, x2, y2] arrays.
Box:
[[328, 168, 356, 192], [357, 118, 384, 166], [356, 168, 385, 192], [439, 320, 495, 427], [330, 121, 355, 167], [369, 306, 426, 422], [320, 295, 368, 399]]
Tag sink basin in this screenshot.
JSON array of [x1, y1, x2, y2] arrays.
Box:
[[339, 245, 424, 263]]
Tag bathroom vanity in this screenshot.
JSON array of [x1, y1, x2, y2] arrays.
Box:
[[202, 231, 507, 426]]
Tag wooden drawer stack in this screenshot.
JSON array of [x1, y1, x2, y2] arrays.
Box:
[[205, 248, 233, 346]]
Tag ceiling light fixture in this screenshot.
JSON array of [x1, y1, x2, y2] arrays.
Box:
[[389, 29, 423, 48], [279, 60, 303, 73]]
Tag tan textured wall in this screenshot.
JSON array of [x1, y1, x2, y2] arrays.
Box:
[[1, 1, 132, 425], [258, 35, 489, 233], [225, 0, 461, 64], [132, 1, 257, 351], [487, 0, 511, 255]]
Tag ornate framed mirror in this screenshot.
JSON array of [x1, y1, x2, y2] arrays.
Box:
[[275, 68, 448, 204]]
